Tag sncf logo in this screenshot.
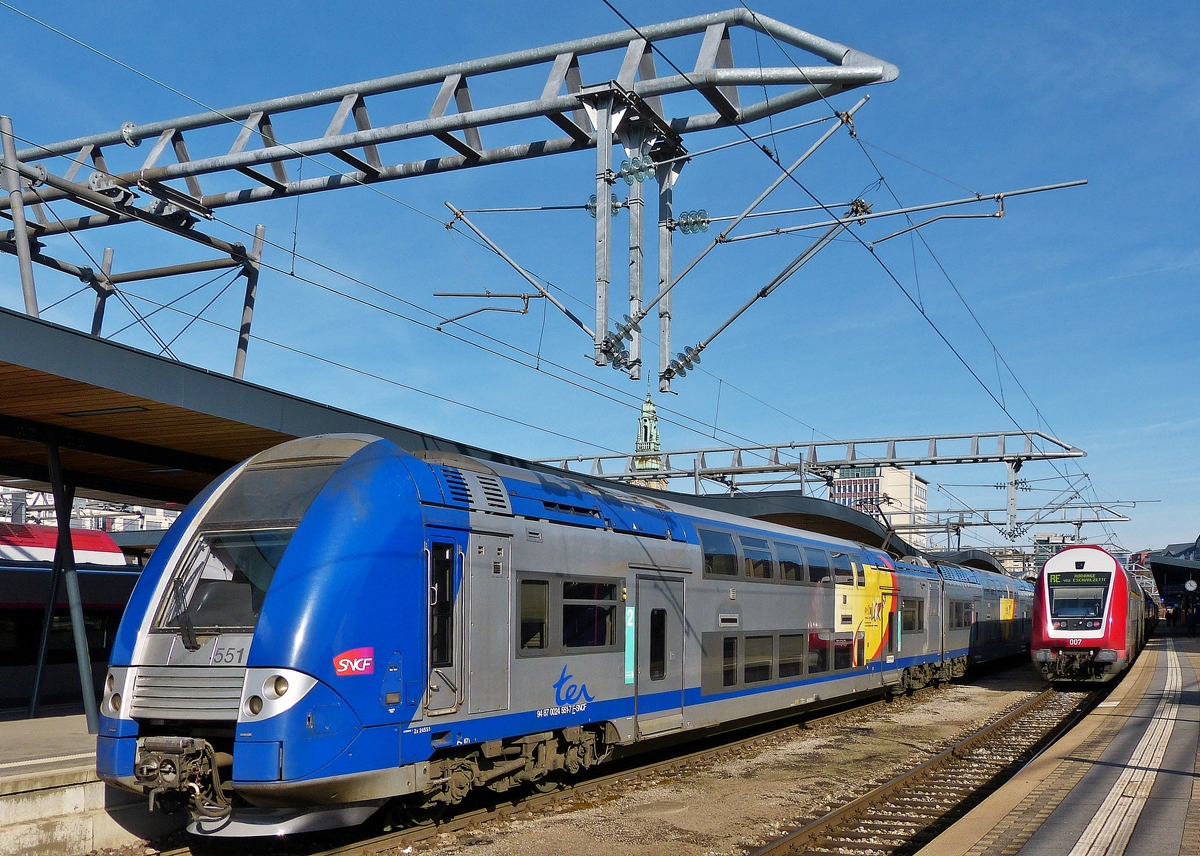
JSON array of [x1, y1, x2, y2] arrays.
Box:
[[333, 647, 374, 676]]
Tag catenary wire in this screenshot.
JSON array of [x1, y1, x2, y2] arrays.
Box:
[[607, 0, 1114, 545], [730, 1, 1114, 541], [0, 8, 841, 458], [111, 285, 625, 453]]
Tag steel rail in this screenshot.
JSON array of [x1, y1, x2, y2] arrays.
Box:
[[747, 687, 1101, 856], [154, 687, 934, 856]]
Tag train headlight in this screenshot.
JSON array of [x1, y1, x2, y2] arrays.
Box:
[[109, 692, 121, 712], [1095, 649, 1118, 663], [1032, 649, 1053, 662], [105, 673, 115, 694], [266, 675, 289, 699], [246, 695, 264, 716]]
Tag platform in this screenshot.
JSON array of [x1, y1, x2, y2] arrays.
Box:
[[920, 628, 1200, 856], [0, 711, 183, 856]]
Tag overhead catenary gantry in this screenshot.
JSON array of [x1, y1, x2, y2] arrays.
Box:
[[1, 8, 899, 385], [535, 429, 1132, 542]]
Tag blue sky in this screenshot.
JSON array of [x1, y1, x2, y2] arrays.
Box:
[[2, 3, 1196, 552]]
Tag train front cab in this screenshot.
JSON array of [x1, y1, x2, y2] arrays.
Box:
[[1032, 546, 1136, 682], [96, 435, 439, 834]]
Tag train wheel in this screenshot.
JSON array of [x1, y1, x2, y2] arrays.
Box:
[[404, 801, 447, 827], [532, 773, 565, 794]]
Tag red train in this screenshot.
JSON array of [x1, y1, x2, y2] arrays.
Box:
[[1031, 545, 1150, 682]]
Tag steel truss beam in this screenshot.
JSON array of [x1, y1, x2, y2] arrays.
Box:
[[2, 10, 895, 381], [536, 429, 1085, 483], [4, 10, 895, 229], [893, 503, 1133, 533]]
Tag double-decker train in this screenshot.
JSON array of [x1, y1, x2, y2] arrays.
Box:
[[95, 435, 1033, 836], [1031, 545, 1151, 682], [0, 522, 136, 709]]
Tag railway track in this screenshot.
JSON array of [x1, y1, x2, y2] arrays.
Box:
[[157, 677, 1079, 856], [158, 689, 926, 856], [747, 687, 1098, 856]]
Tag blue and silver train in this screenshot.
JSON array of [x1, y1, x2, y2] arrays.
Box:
[[96, 434, 1033, 835]]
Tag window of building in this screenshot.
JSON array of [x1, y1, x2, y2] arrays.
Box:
[[779, 634, 804, 678], [700, 528, 739, 577], [775, 542, 805, 582], [744, 635, 773, 683], [902, 598, 925, 633], [741, 536, 775, 579]]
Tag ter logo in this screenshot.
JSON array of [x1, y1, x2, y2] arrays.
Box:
[[333, 647, 375, 676]]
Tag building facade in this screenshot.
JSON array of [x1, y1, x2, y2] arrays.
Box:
[[830, 465, 928, 548]]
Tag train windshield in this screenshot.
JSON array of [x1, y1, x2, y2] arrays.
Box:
[[1046, 570, 1111, 618], [154, 461, 341, 636]]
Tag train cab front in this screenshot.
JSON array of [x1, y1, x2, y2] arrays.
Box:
[[1032, 548, 1124, 682], [97, 434, 429, 836]]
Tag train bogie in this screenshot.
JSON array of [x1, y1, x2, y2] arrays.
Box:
[[95, 435, 1034, 836]]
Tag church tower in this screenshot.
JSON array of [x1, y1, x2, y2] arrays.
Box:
[[631, 393, 668, 490]]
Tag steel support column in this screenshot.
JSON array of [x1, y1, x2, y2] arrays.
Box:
[[593, 94, 614, 365], [233, 224, 266, 379], [1, 116, 38, 316], [45, 439, 98, 732], [625, 130, 645, 380], [656, 161, 680, 393], [28, 480, 74, 718]]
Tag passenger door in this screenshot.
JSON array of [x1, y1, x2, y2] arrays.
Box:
[[467, 533, 511, 714], [425, 531, 464, 714], [635, 576, 685, 737]]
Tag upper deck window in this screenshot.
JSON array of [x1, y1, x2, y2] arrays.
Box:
[[741, 536, 775, 579], [699, 529, 738, 577]]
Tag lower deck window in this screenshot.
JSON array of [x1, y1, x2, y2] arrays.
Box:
[[744, 635, 772, 683], [562, 582, 617, 648], [779, 634, 803, 678], [902, 598, 925, 632], [517, 575, 622, 656], [833, 636, 853, 670], [807, 633, 829, 673], [722, 637, 738, 687], [520, 580, 548, 650]]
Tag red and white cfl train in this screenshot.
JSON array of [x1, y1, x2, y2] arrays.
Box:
[[1031, 545, 1153, 682]]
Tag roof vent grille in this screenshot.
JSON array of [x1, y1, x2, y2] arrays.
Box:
[[477, 475, 509, 510], [440, 467, 473, 506]]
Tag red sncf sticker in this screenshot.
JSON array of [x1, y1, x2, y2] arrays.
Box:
[[333, 647, 374, 676]]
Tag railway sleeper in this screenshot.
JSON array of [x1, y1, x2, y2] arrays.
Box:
[[414, 724, 615, 809]]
